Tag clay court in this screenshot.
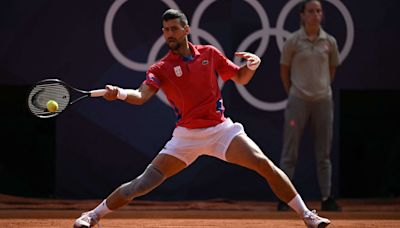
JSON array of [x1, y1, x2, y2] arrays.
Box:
[[0, 194, 399, 228]]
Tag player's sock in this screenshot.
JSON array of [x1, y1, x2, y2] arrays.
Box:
[[287, 194, 310, 215], [93, 199, 112, 218]]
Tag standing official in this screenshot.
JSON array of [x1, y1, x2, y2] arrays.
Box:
[[278, 0, 341, 211]]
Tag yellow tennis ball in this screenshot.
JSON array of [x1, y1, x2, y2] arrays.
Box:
[[47, 100, 59, 112]]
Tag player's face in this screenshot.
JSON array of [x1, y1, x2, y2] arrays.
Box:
[[301, 1, 323, 27], [162, 19, 189, 51]]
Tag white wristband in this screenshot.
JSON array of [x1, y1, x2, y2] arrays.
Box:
[[116, 88, 128, 100]]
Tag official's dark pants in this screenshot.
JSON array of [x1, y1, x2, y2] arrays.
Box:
[[280, 95, 333, 199]]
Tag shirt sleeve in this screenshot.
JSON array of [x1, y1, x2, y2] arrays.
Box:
[[280, 36, 295, 66], [144, 65, 161, 90], [210, 46, 240, 81]]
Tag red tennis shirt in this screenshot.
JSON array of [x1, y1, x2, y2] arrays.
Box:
[[144, 42, 240, 129]]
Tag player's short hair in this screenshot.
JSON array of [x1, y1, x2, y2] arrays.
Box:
[[299, 0, 322, 13], [162, 9, 189, 27]]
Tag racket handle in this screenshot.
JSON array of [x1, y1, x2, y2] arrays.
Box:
[[90, 89, 107, 97]]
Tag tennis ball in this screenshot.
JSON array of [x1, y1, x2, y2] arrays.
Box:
[[47, 100, 59, 112]]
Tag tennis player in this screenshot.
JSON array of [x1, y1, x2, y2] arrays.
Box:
[[74, 9, 330, 228]]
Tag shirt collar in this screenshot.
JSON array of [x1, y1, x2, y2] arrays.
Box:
[[299, 26, 328, 41], [167, 42, 200, 61]]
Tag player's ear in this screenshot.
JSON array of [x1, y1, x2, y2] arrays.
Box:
[[184, 25, 190, 35]]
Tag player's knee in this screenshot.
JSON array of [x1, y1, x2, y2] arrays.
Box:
[[120, 164, 165, 199], [256, 156, 276, 176]]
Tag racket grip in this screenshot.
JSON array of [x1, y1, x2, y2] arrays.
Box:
[[90, 89, 107, 97]]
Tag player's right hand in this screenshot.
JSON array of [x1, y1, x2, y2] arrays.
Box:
[[103, 85, 119, 101], [104, 85, 128, 101]]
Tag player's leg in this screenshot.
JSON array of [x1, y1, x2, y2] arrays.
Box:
[[225, 134, 298, 204], [225, 134, 330, 227], [106, 153, 186, 209], [73, 153, 186, 228]]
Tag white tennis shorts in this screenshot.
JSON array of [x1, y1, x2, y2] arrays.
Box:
[[159, 118, 245, 166]]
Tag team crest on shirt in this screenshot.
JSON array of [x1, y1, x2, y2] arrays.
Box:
[[174, 66, 183, 77], [202, 59, 209, 65]]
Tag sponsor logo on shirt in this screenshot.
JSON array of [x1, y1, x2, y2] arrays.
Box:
[[202, 59, 209, 65]]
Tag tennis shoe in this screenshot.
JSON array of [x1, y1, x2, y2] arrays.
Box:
[[302, 210, 330, 228], [73, 211, 101, 228]]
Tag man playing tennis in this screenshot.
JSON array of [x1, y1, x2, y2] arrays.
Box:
[[74, 9, 330, 228]]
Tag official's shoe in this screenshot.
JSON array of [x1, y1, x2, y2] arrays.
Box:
[[73, 211, 101, 228], [277, 200, 290, 211], [321, 196, 341, 211], [302, 210, 330, 228]]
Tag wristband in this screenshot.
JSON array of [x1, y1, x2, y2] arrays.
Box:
[[116, 87, 128, 100]]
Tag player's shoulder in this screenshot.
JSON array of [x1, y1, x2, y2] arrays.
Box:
[[148, 59, 166, 73], [194, 44, 220, 53], [150, 52, 172, 67]]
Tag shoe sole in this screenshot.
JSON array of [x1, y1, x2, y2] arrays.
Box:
[[73, 224, 90, 228]]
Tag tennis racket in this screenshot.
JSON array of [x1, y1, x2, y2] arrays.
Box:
[[28, 78, 106, 118]]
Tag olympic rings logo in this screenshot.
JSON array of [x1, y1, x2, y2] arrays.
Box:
[[105, 0, 354, 111]]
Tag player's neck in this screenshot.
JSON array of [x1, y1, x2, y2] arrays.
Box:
[[174, 41, 191, 57]]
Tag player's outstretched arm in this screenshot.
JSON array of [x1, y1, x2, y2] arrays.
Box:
[[103, 83, 157, 105], [231, 52, 261, 85]]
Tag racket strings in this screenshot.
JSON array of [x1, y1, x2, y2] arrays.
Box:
[[28, 83, 70, 118]]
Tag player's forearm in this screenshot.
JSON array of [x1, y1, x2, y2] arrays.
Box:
[[124, 84, 157, 105], [124, 89, 148, 105], [232, 52, 261, 85], [104, 84, 154, 105]]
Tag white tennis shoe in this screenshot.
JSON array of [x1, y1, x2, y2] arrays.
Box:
[[302, 209, 330, 228], [73, 211, 101, 228]]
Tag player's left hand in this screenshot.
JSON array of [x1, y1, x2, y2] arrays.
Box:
[[235, 52, 261, 71]]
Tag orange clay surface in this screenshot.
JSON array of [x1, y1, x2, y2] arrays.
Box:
[[0, 194, 399, 228]]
